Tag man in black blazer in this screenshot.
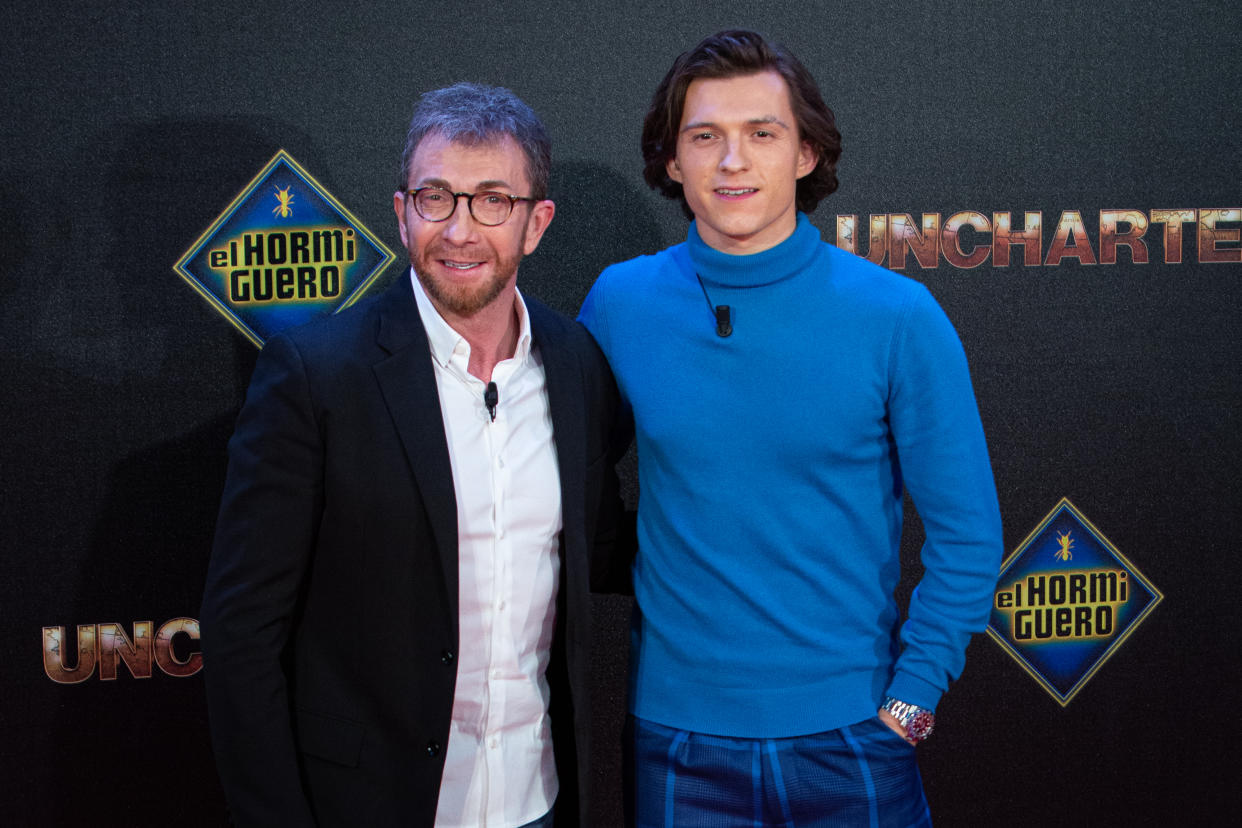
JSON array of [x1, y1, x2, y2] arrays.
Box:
[[201, 83, 624, 827]]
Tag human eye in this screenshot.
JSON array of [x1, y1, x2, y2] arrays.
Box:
[[421, 188, 448, 202], [478, 192, 507, 205]]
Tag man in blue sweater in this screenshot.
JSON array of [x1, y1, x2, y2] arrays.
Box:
[[579, 30, 1002, 826]]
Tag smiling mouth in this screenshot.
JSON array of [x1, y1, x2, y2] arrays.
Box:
[[715, 187, 757, 196], [442, 260, 484, 270]]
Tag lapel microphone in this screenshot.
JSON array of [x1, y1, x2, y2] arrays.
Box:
[[484, 381, 498, 422]]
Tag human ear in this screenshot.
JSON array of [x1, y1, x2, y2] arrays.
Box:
[[522, 199, 556, 256], [666, 156, 684, 184], [795, 141, 817, 180]]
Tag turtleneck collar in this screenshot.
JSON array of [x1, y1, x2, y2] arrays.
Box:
[[686, 212, 822, 288]]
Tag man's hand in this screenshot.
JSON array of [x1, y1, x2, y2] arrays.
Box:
[[878, 708, 919, 746]]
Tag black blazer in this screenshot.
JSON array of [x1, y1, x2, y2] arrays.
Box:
[[201, 277, 624, 827]]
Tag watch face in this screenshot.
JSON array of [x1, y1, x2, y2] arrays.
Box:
[[907, 711, 935, 741]]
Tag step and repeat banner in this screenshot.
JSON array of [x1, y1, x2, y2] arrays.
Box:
[[2, 2, 1237, 825]]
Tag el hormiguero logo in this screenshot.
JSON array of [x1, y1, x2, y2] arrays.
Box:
[[987, 498, 1162, 705], [174, 150, 394, 346]]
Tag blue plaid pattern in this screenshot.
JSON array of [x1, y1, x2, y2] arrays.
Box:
[[628, 715, 933, 827]]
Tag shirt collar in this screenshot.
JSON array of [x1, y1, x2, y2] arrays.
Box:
[[409, 267, 532, 369]]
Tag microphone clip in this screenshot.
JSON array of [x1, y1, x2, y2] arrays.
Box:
[[696, 272, 733, 338], [484, 381, 498, 422]]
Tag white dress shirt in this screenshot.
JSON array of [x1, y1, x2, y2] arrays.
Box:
[[411, 271, 563, 828]]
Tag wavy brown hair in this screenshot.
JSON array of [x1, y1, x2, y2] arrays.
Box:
[[642, 30, 842, 218]]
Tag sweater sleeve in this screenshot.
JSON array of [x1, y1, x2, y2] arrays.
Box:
[[884, 286, 1003, 710]]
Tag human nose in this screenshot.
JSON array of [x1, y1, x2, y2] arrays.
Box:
[[440, 193, 480, 243], [718, 135, 750, 172]]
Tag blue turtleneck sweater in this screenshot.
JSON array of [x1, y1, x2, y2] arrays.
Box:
[[580, 214, 1001, 737]]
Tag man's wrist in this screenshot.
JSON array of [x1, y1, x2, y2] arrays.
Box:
[[880, 696, 935, 743]]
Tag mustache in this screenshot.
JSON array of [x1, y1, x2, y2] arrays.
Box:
[[422, 243, 492, 260]]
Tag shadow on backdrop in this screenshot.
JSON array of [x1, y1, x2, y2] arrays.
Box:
[[42, 117, 320, 827], [518, 158, 671, 317]]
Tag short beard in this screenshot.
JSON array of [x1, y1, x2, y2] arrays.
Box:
[[415, 260, 510, 316], [413, 228, 527, 317]]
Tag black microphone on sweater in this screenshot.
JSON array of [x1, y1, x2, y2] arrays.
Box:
[[696, 272, 732, 338], [484, 381, 498, 422]]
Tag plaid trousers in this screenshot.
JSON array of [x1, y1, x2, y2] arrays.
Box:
[[627, 714, 933, 828]]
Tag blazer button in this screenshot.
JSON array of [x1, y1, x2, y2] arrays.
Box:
[[426, 741, 441, 758], [440, 650, 454, 665]]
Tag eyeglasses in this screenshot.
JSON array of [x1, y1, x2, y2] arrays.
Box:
[[405, 187, 537, 226]]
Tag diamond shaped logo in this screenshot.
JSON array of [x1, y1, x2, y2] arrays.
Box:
[[174, 150, 394, 346], [987, 498, 1162, 705]]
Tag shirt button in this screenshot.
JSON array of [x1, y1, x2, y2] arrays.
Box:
[[440, 650, 454, 665], [426, 741, 441, 757], [489, 737, 499, 749]]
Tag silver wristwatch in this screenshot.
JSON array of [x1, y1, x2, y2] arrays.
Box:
[[880, 696, 935, 743]]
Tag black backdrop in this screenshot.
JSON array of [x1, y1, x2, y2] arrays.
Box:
[[2, 2, 1239, 825]]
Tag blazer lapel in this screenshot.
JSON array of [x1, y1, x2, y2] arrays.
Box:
[[370, 279, 460, 608]]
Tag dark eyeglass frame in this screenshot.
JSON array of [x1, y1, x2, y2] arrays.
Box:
[[405, 186, 538, 226]]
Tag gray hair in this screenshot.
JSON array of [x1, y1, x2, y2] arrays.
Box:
[[397, 82, 552, 200]]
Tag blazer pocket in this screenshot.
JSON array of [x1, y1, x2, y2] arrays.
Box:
[[295, 709, 366, 767]]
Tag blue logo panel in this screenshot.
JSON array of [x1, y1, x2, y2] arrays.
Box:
[[987, 499, 1162, 705], [174, 150, 394, 346]]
